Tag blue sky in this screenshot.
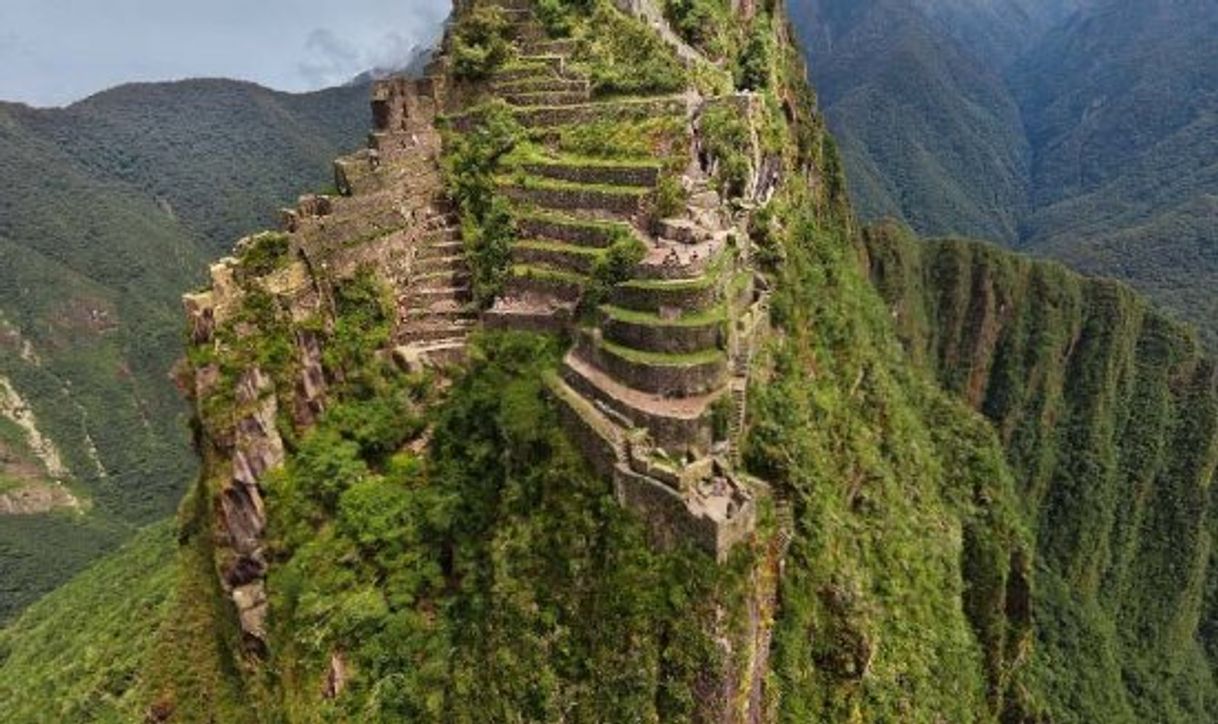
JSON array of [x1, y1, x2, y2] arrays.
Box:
[[0, 0, 449, 107]]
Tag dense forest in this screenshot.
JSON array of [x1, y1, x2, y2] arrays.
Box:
[[789, 0, 1218, 347]]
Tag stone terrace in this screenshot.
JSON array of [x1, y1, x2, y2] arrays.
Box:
[[448, 0, 769, 560]]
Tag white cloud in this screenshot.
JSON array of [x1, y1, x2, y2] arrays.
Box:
[[298, 28, 363, 87], [0, 0, 449, 106]]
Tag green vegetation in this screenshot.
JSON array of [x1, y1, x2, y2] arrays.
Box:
[[0, 78, 368, 622], [18, 2, 1218, 722], [600, 303, 727, 327], [790, 0, 1218, 348], [229, 332, 754, 721], [443, 102, 525, 305], [553, 116, 687, 160], [599, 337, 723, 366], [664, 0, 734, 58], [452, 5, 513, 81], [699, 102, 752, 197], [0, 521, 177, 721], [743, 182, 1035, 720], [866, 222, 1218, 722], [572, 2, 688, 96], [236, 232, 292, 278]]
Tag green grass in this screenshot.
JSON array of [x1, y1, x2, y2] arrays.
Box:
[[515, 209, 633, 234], [600, 303, 727, 327], [510, 263, 591, 286], [618, 274, 716, 292], [516, 239, 605, 257], [597, 335, 725, 366], [0, 473, 23, 495], [0, 520, 177, 721], [505, 141, 664, 169]]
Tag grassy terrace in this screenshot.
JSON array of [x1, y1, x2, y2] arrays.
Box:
[[511, 263, 591, 286], [495, 174, 651, 195], [600, 303, 727, 327], [517, 239, 606, 257], [597, 335, 725, 366], [618, 273, 718, 292], [515, 210, 633, 233], [504, 142, 663, 169]]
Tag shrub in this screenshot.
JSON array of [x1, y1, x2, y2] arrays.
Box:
[[576, 5, 687, 95], [653, 174, 687, 220], [452, 6, 512, 81], [443, 102, 524, 305], [735, 18, 773, 91], [664, 0, 730, 57], [700, 103, 752, 197], [237, 232, 291, 278]]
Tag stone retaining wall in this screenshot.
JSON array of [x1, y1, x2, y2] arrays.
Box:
[[611, 279, 721, 313], [518, 217, 622, 248], [525, 163, 660, 187], [561, 357, 714, 457], [502, 184, 645, 215], [603, 314, 726, 355], [578, 333, 728, 397]]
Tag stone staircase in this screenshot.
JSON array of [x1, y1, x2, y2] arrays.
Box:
[[394, 211, 475, 369]]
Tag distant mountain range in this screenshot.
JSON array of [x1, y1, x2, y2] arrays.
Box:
[[0, 78, 370, 621], [789, 0, 1218, 346]]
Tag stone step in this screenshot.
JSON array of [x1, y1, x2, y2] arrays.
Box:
[[576, 329, 729, 397], [498, 180, 649, 217], [419, 240, 465, 259], [600, 305, 727, 356], [521, 38, 580, 57], [517, 54, 566, 73], [610, 275, 720, 314], [516, 214, 629, 248], [489, 64, 561, 84], [501, 90, 592, 107], [523, 161, 661, 188], [400, 320, 478, 344], [415, 254, 468, 274], [402, 286, 472, 307], [545, 372, 627, 477], [561, 350, 716, 458], [513, 240, 603, 276], [408, 339, 469, 369], [400, 301, 476, 320], [656, 218, 713, 245], [416, 270, 471, 290], [483, 303, 573, 334]]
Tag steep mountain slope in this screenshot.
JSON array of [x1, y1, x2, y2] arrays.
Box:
[[0, 80, 368, 622], [868, 224, 1218, 721], [0, 521, 177, 721], [1010, 0, 1218, 345], [788, 0, 1218, 349], [788, 0, 1029, 243]]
